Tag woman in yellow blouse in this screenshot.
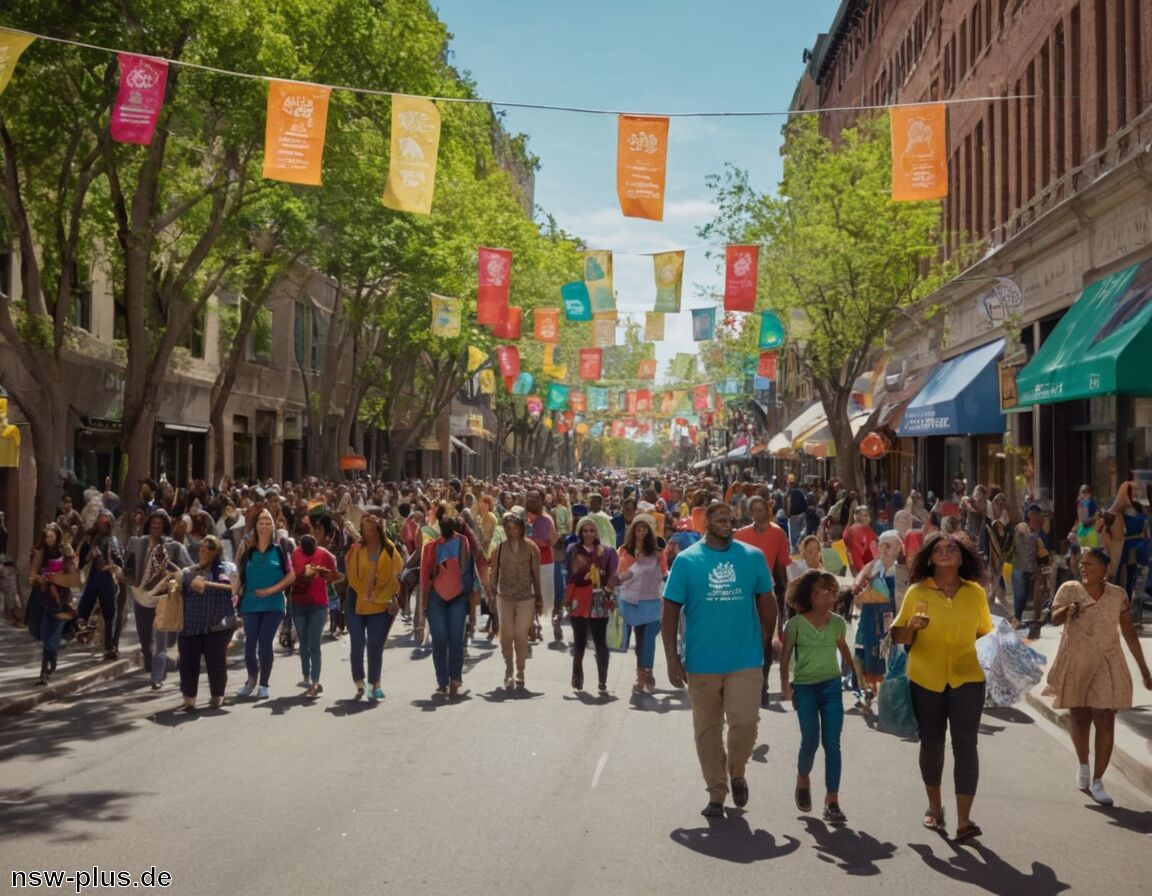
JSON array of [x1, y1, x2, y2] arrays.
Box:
[[345, 516, 404, 701], [891, 533, 993, 843]]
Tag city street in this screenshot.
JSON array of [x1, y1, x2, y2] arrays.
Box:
[[3, 624, 1151, 896]]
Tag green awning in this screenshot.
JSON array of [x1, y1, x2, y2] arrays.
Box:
[[1015, 258, 1152, 406]]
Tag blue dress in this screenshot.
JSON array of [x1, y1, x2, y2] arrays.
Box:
[[855, 563, 896, 682]]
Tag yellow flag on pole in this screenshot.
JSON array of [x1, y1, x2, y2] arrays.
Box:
[[430, 295, 461, 338], [383, 96, 441, 214], [467, 345, 487, 373], [0, 30, 35, 95], [645, 312, 665, 341]]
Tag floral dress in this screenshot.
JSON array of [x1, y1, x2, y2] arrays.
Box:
[[1043, 581, 1133, 710]]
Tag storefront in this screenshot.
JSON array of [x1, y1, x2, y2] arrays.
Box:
[[898, 339, 1006, 495]]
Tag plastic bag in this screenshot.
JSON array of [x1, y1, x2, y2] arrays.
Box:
[[976, 617, 1047, 706], [606, 608, 624, 651], [876, 646, 918, 738]]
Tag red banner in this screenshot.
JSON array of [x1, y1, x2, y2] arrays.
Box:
[[724, 245, 759, 312], [611, 420, 627, 438], [477, 247, 511, 325], [525, 396, 543, 417], [757, 350, 778, 380], [496, 345, 520, 379], [569, 390, 587, 413], [491, 306, 522, 340], [625, 390, 638, 414], [533, 308, 560, 343], [694, 385, 711, 411], [110, 54, 169, 145], [635, 389, 652, 413], [578, 347, 603, 380]]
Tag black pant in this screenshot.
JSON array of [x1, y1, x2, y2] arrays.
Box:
[[570, 616, 609, 686], [178, 630, 232, 699], [910, 681, 985, 795]]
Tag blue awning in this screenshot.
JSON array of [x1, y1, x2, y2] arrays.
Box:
[[897, 339, 1006, 437]]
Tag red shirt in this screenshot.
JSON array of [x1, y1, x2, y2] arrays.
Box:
[[290, 546, 336, 606], [526, 511, 555, 565], [734, 523, 790, 592], [844, 523, 878, 573]]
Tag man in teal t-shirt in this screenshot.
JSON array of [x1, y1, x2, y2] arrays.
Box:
[[662, 502, 776, 818]]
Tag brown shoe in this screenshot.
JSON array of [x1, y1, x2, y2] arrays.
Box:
[[448, 679, 462, 698]]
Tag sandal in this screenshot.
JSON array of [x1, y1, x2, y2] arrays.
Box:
[[923, 807, 946, 832], [823, 803, 847, 824], [953, 822, 982, 843]]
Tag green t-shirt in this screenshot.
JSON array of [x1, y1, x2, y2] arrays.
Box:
[[784, 613, 847, 685]]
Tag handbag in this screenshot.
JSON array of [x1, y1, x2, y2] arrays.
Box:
[[154, 578, 183, 632], [856, 572, 891, 605]]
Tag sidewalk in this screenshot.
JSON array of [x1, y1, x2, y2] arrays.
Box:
[[0, 613, 137, 718], [1022, 619, 1152, 796]]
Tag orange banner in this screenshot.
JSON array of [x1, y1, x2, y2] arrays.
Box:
[[533, 308, 560, 343], [383, 96, 442, 214], [593, 311, 617, 347], [637, 359, 657, 380], [645, 312, 665, 341], [890, 103, 949, 201], [617, 115, 669, 221], [262, 80, 331, 186]]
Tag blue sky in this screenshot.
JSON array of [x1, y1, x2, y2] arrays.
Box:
[[434, 0, 845, 377]]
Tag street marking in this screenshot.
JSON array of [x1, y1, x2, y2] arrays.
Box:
[[591, 751, 609, 789]]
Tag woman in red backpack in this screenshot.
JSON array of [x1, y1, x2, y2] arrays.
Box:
[[420, 504, 477, 698]]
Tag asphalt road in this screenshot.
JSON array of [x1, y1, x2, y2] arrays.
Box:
[[2, 622, 1151, 896]]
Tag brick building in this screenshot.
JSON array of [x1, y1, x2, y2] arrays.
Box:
[[791, 0, 1152, 528]]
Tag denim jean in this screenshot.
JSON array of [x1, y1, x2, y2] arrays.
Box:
[[347, 608, 394, 685], [788, 514, 806, 551], [133, 602, 176, 685], [242, 610, 284, 687], [553, 558, 567, 615], [292, 605, 328, 683], [77, 570, 118, 652], [1011, 569, 1035, 621], [426, 594, 469, 687], [632, 620, 661, 668], [794, 676, 844, 792]]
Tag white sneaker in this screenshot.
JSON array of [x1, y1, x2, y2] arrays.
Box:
[[1077, 764, 1090, 790], [256, 685, 269, 699], [234, 681, 255, 698], [1089, 779, 1113, 805]]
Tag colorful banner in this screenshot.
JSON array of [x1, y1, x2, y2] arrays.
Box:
[[672, 353, 697, 381], [635, 389, 652, 413], [477, 247, 512, 325], [653, 250, 684, 312], [262, 80, 331, 186], [496, 345, 520, 379], [637, 359, 657, 380], [0, 30, 35, 96], [589, 386, 609, 411], [757, 350, 778, 380], [467, 345, 487, 373], [890, 102, 949, 201], [617, 115, 669, 220], [561, 281, 592, 321], [625, 390, 638, 414], [694, 385, 711, 411], [546, 383, 570, 411], [645, 311, 665, 341], [543, 344, 567, 380], [110, 54, 169, 145], [585, 250, 615, 312], [569, 390, 587, 413], [660, 391, 676, 414], [430, 294, 461, 338], [758, 311, 786, 349], [578, 347, 603, 380], [718, 377, 742, 396], [492, 305, 522, 340], [724, 245, 759, 312], [526, 395, 544, 417], [382, 96, 442, 214], [511, 371, 535, 396], [692, 308, 715, 341], [479, 369, 495, 394], [593, 311, 617, 347], [611, 420, 627, 438], [533, 308, 560, 343]]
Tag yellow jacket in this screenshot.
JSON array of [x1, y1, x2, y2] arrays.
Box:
[[345, 541, 404, 615]]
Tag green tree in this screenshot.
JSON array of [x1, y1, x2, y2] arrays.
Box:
[[701, 113, 965, 489]]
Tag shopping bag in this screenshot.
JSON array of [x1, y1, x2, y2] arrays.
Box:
[[857, 573, 891, 605], [820, 547, 847, 575], [977, 617, 1046, 706], [154, 579, 183, 633], [831, 539, 851, 572], [607, 607, 624, 651], [876, 646, 918, 738]]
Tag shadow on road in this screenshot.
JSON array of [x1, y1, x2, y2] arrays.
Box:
[[629, 690, 690, 713], [801, 817, 897, 876], [909, 840, 1070, 895], [562, 691, 618, 706], [982, 705, 1034, 725], [324, 698, 381, 717], [670, 809, 801, 864], [478, 687, 543, 703], [410, 693, 474, 712], [1086, 803, 1152, 835], [0, 787, 145, 843], [750, 743, 770, 764]]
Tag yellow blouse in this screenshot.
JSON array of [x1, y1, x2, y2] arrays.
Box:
[[345, 541, 404, 615], [895, 578, 994, 693]]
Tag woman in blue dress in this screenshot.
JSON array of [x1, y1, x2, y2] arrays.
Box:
[[852, 529, 902, 702]]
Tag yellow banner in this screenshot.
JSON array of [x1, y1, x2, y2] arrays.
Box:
[[645, 312, 665, 341], [262, 80, 331, 186], [382, 96, 441, 214], [593, 311, 617, 347], [543, 344, 567, 380], [467, 345, 486, 373], [0, 30, 35, 95], [653, 250, 684, 312], [430, 294, 461, 338], [479, 369, 495, 394], [585, 250, 615, 312]]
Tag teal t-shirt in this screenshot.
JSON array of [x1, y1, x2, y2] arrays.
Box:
[[784, 613, 847, 685], [662, 539, 772, 675], [241, 545, 287, 614]]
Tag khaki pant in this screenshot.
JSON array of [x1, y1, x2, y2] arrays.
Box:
[[687, 667, 762, 802], [498, 597, 535, 675]]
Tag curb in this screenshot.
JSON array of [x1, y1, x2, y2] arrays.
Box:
[[0, 658, 132, 719], [1024, 689, 1152, 797]]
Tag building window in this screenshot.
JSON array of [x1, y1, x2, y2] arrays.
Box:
[[247, 306, 272, 365], [69, 261, 92, 332], [0, 250, 11, 299], [180, 305, 206, 358]]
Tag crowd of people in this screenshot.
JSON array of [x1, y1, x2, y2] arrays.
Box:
[[5, 463, 1151, 828]]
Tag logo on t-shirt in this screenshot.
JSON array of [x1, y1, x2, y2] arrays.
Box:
[[706, 561, 742, 602]]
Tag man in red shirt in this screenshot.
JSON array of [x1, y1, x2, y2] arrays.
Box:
[[843, 506, 878, 574], [734, 495, 791, 707]]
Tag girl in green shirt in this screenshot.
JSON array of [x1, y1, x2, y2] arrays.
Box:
[[781, 570, 855, 824]]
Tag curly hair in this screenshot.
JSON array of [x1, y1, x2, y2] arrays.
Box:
[[908, 532, 984, 583], [785, 569, 840, 613]]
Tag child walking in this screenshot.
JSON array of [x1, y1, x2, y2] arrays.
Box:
[[780, 569, 855, 824]]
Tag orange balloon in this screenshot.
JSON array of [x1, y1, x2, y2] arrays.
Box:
[[860, 432, 888, 460]]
